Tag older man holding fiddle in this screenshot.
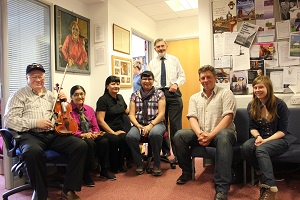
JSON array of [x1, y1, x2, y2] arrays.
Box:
[[4, 63, 87, 200]]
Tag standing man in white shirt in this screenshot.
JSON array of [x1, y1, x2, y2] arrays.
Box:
[[148, 38, 186, 163]]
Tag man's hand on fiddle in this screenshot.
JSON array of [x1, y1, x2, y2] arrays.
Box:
[[58, 91, 67, 101], [37, 119, 53, 130]]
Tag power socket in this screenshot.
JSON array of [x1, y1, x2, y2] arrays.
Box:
[[291, 96, 300, 105]]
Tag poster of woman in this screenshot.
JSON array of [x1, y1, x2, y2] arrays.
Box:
[[55, 5, 90, 74]]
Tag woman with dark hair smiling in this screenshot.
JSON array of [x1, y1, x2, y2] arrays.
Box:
[[126, 71, 166, 176], [96, 76, 130, 173], [70, 85, 116, 186]]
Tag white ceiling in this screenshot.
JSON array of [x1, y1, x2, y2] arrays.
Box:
[[78, 0, 198, 21]]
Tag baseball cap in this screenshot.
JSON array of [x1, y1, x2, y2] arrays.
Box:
[[26, 63, 45, 74]]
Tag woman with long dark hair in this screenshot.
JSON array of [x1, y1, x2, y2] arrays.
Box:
[[96, 76, 130, 173]]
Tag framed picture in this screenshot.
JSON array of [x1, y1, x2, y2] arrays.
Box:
[[112, 55, 132, 88], [54, 5, 90, 74], [113, 24, 130, 54]]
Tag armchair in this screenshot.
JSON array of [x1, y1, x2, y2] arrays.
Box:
[[0, 129, 66, 200]]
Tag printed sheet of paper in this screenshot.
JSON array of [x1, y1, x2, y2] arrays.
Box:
[[276, 20, 291, 39], [278, 41, 300, 66], [288, 70, 300, 93], [214, 33, 224, 59], [270, 71, 284, 92], [232, 46, 250, 71], [223, 32, 240, 55], [283, 67, 298, 85], [234, 21, 259, 48]]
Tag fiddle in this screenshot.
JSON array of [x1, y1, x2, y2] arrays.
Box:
[[52, 83, 78, 135], [49, 64, 78, 135]]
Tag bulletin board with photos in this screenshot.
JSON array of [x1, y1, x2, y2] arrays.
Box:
[[212, 0, 300, 95], [111, 55, 132, 88]]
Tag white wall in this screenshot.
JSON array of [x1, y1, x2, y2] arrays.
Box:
[[156, 16, 199, 41]]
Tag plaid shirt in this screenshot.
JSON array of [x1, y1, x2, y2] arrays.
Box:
[[187, 85, 237, 136], [130, 88, 165, 125]]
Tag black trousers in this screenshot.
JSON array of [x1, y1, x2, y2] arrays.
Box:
[[83, 136, 109, 172], [19, 131, 87, 200], [103, 132, 128, 172], [160, 88, 183, 157]]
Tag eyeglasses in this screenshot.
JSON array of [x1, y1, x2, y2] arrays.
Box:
[[73, 92, 85, 97], [29, 76, 45, 81], [141, 78, 153, 81]]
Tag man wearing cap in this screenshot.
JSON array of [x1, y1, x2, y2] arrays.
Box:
[[4, 63, 87, 200]]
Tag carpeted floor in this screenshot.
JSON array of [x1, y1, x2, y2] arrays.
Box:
[[0, 158, 300, 200]]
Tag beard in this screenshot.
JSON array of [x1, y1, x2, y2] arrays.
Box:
[[158, 51, 166, 58]]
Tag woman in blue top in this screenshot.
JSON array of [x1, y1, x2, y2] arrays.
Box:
[[126, 70, 166, 176], [133, 60, 142, 92], [242, 76, 295, 200]]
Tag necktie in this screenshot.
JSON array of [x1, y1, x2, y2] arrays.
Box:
[[78, 109, 90, 133], [161, 57, 166, 87]]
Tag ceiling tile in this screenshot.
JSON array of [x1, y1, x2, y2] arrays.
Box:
[[138, 2, 173, 16], [151, 13, 179, 21], [126, 0, 163, 7], [176, 9, 198, 17]]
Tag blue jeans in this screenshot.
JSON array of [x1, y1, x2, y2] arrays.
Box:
[[173, 128, 236, 194], [242, 138, 288, 186], [126, 122, 165, 167]]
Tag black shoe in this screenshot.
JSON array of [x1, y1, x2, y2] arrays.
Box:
[[152, 165, 162, 176], [135, 163, 144, 175], [119, 166, 127, 173], [83, 173, 95, 187], [172, 157, 178, 165], [214, 192, 228, 200], [100, 169, 116, 181], [176, 173, 192, 184]]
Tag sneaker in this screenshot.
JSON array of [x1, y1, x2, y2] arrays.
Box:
[[82, 173, 95, 187], [152, 165, 162, 176], [214, 192, 228, 200], [135, 163, 144, 175], [259, 184, 278, 200], [100, 169, 116, 181], [176, 173, 192, 184]]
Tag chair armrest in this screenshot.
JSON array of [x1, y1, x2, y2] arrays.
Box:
[[0, 129, 21, 158]]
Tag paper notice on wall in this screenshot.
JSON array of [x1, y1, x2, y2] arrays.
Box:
[[288, 70, 300, 94], [234, 21, 259, 48], [270, 71, 284, 92]]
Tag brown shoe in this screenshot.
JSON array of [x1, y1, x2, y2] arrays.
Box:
[[259, 184, 278, 200], [61, 191, 81, 200]]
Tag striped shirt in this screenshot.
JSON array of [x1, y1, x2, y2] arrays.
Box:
[[4, 85, 56, 132], [130, 88, 165, 125], [148, 54, 186, 88], [187, 85, 237, 136]]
